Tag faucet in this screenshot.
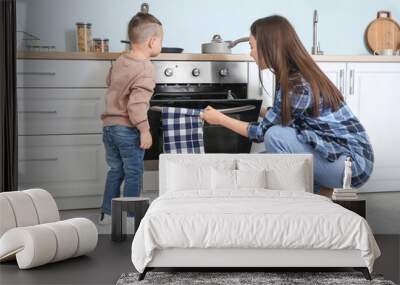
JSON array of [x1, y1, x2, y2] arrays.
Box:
[[311, 10, 324, 55]]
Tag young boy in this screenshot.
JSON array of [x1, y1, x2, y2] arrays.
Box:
[[99, 12, 163, 223]]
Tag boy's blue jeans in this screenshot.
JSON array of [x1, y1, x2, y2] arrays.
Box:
[[262, 125, 346, 194], [101, 125, 144, 215]]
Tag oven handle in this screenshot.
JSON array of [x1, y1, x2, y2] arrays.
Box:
[[214, 105, 256, 114], [150, 105, 256, 114]]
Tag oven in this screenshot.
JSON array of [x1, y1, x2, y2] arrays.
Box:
[[145, 61, 262, 160]]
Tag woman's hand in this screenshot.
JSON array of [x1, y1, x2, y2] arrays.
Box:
[[201, 105, 250, 138], [200, 106, 225, 125], [259, 106, 268, 118]]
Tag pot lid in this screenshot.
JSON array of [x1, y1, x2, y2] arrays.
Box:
[[211, 34, 224, 43]]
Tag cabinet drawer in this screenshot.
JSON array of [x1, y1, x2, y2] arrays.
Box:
[[18, 88, 105, 135], [18, 135, 106, 198], [17, 60, 111, 88]]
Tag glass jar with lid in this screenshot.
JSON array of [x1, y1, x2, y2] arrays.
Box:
[[86, 23, 93, 52], [76, 22, 86, 52], [76, 22, 92, 52], [103, 38, 109, 52], [93, 38, 103, 52]]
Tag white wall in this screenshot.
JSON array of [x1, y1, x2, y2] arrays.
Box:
[[17, 0, 400, 54]]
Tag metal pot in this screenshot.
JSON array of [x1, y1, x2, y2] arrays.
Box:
[[201, 34, 249, 54]]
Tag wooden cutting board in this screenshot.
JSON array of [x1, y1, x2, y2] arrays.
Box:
[[365, 11, 400, 53]]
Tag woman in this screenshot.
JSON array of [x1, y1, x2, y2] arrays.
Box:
[[201, 15, 374, 194]]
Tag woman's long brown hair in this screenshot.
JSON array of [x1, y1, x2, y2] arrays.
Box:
[[251, 15, 344, 125]]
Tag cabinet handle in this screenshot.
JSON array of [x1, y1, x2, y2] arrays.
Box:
[[18, 110, 57, 114], [258, 69, 263, 97], [349, 69, 355, 96], [19, 158, 58, 162], [339, 69, 344, 93], [17, 72, 56, 76]]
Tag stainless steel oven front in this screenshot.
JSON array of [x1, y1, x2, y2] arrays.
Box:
[[145, 61, 262, 160]]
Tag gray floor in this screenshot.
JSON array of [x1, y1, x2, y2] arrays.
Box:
[[0, 235, 134, 285], [1, 235, 399, 285]]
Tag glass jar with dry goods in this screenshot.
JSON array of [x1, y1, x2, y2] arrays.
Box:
[[93, 38, 103, 52], [92, 38, 110, 53], [76, 22, 92, 52], [86, 23, 92, 51], [103, 38, 109, 52]]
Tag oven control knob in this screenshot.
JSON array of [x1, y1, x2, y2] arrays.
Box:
[[164, 68, 173, 77], [219, 68, 229, 77], [192, 68, 200, 77]]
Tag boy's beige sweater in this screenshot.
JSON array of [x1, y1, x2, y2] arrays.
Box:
[[101, 54, 155, 132]]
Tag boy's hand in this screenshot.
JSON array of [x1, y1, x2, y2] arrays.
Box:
[[140, 130, 152, 149]]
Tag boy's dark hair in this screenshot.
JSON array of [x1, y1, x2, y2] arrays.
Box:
[[128, 12, 162, 43]]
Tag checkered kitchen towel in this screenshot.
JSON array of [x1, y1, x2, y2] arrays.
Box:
[[161, 107, 205, 153]]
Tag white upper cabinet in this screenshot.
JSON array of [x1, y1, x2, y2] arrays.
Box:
[[346, 63, 400, 193]]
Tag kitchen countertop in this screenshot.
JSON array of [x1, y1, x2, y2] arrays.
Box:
[[17, 51, 400, 62]]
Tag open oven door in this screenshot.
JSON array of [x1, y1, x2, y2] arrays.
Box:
[[144, 99, 262, 160]]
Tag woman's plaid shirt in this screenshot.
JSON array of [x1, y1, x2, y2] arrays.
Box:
[[248, 77, 374, 188]]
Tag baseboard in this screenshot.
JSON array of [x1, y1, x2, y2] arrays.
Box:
[[55, 195, 102, 210]]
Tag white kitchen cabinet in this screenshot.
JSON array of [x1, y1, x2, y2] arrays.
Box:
[[17, 60, 111, 88], [346, 63, 400, 193], [318, 62, 364, 117], [251, 61, 400, 193], [248, 62, 274, 154], [317, 62, 347, 95], [247, 61, 274, 106], [18, 135, 106, 210], [17, 59, 110, 210], [18, 88, 105, 135]]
